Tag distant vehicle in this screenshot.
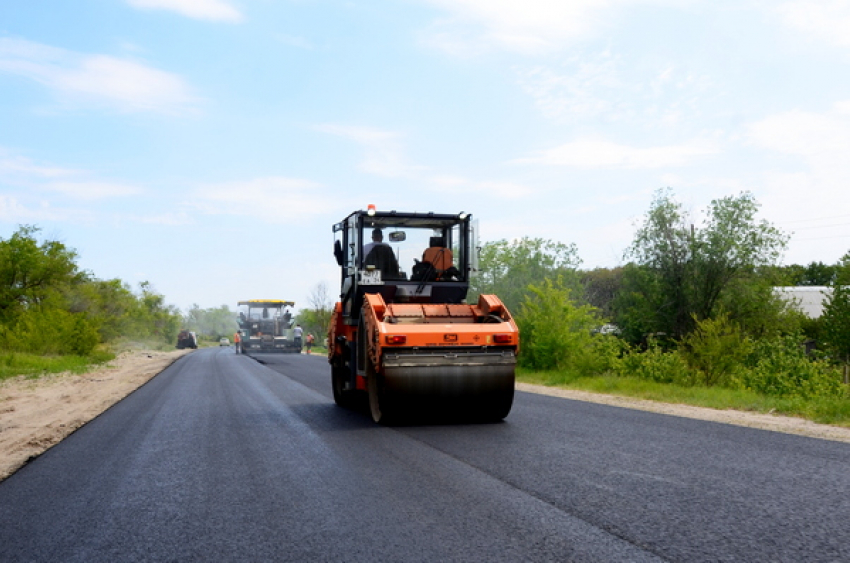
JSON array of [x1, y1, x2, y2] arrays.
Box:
[[237, 300, 300, 353], [176, 330, 198, 349], [219, 337, 230, 346]]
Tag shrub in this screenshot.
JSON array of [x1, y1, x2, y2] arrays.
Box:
[[517, 277, 605, 374], [0, 308, 99, 356], [681, 314, 752, 387], [740, 335, 843, 399], [615, 341, 693, 385]]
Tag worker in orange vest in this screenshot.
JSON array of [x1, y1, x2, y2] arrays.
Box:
[[233, 330, 242, 354]]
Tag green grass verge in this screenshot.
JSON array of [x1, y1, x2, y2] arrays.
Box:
[[0, 349, 116, 382], [517, 368, 850, 428]]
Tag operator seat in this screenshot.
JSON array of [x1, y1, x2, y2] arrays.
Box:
[[364, 244, 402, 280], [422, 237, 454, 279]]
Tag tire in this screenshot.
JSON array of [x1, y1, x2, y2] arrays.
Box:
[[481, 387, 514, 421], [331, 360, 356, 409], [367, 361, 394, 424]]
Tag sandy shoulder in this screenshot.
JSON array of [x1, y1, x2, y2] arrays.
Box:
[[0, 349, 192, 481], [517, 382, 850, 443]]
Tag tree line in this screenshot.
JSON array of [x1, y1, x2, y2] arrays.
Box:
[[471, 189, 850, 400], [8, 188, 850, 403], [0, 226, 181, 357]]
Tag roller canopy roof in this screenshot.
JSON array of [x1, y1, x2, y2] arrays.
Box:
[[238, 300, 295, 307], [334, 210, 471, 231]]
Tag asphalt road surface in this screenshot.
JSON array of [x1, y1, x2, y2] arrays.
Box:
[[1, 347, 849, 562]]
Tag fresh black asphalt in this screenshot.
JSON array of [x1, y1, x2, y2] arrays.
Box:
[[1, 347, 848, 562]]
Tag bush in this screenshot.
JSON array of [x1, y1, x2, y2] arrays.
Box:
[[517, 277, 607, 374], [615, 341, 693, 385], [0, 308, 99, 356], [740, 335, 843, 399], [681, 314, 752, 387]]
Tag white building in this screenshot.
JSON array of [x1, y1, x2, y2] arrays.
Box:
[[774, 286, 832, 318]]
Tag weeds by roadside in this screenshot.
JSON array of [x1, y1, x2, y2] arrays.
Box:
[[516, 368, 850, 427], [0, 349, 115, 381]]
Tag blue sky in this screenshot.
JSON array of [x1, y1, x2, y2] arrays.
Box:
[[2, 0, 850, 313]]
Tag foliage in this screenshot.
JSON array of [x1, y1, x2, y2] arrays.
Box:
[[68, 278, 144, 341], [620, 189, 788, 340], [580, 267, 624, 318], [822, 252, 850, 372], [0, 305, 100, 356], [515, 369, 850, 426], [0, 226, 181, 361], [130, 282, 181, 343], [0, 349, 115, 381], [471, 237, 581, 314], [516, 276, 615, 374], [740, 335, 843, 399], [715, 274, 801, 339], [770, 262, 838, 286], [681, 314, 752, 387], [612, 263, 667, 345], [0, 226, 83, 324], [296, 282, 334, 341], [615, 341, 692, 385], [183, 304, 237, 339]]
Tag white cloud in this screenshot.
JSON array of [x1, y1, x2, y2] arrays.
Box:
[[315, 124, 427, 178], [190, 176, 327, 223], [432, 175, 536, 199], [515, 53, 715, 124], [0, 195, 32, 221], [748, 105, 850, 164], [514, 138, 717, 168], [777, 1, 850, 47], [0, 150, 80, 179], [0, 38, 199, 114], [133, 211, 195, 225], [126, 0, 243, 22], [516, 55, 622, 119], [0, 147, 145, 203], [45, 181, 143, 200], [0, 195, 90, 223], [420, 0, 615, 54], [746, 103, 850, 263], [419, 0, 691, 55]]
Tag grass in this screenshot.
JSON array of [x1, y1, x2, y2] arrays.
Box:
[[517, 367, 850, 428], [0, 337, 183, 382], [0, 349, 116, 382]]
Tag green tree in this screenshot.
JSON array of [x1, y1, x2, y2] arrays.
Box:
[[67, 278, 140, 341], [580, 267, 624, 319], [296, 282, 334, 343], [134, 281, 181, 342], [470, 237, 581, 314], [621, 189, 788, 340], [0, 225, 82, 324], [516, 276, 615, 373], [183, 304, 237, 339], [770, 262, 837, 286], [681, 313, 752, 387], [822, 252, 850, 383]]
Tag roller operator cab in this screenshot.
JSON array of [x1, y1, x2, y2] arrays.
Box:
[[328, 207, 519, 424], [237, 300, 300, 353]]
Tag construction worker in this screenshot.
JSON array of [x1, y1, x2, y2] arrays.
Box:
[[233, 330, 242, 354], [306, 333, 314, 354], [294, 324, 303, 352]]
